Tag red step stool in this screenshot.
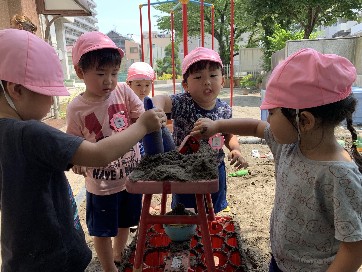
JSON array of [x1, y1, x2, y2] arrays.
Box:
[[126, 178, 219, 272]]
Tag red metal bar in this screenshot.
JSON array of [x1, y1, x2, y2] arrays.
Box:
[[133, 194, 152, 271], [230, 0, 234, 107], [205, 193, 215, 221], [139, 5, 144, 61], [195, 194, 216, 271], [211, 5, 214, 50], [171, 11, 176, 94], [200, 0, 204, 47], [147, 0, 154, 96], [182, 3, 188, 56], [160, 193, 167, 215]]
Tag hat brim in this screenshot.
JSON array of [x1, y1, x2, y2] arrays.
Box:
[[23, 84, 70, 96], [127, 76, 154, 82]]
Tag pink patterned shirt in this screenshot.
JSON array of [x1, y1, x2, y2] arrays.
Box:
[[66, 83, 144, 195]]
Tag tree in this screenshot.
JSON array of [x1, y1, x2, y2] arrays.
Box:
[[278, 0, 362, 39], [155, 42, 182, 77], [154, 0, 247, 65], [268, 24, 318, 53], [240, 0, 362, 70]]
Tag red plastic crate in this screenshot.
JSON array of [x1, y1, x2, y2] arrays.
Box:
[[119, 216, 247, 272]]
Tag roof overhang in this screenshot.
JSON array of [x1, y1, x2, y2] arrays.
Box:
[[36, 0, 92, 16]]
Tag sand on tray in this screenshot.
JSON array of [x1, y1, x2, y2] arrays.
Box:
[[129, 142, 219, 182]]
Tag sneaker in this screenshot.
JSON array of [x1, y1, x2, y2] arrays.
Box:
[[130, 226, 138, 233]]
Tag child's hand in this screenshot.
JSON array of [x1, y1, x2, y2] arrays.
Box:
[[72, 165, 87, 177], [228, 150, 248, 169], [137, 108, 164, 133], [191, 118, 217, 139], [153, 108, 168, 127]]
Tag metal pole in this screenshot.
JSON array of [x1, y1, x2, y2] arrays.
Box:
[[182, 3, 188, 56], [200, 0, 204, 47], [211, 5, 214, 50], [139, 5, 144, 61], [171, 11, 176, 94], [230, 0, 234, 107]]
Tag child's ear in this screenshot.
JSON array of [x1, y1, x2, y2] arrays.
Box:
[[74, 65, 84, 79], [6, 82, 22, 101], [299, 111, 315, 132], [182, 81, 189, 92]]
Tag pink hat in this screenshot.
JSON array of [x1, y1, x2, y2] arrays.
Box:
[[0, 29, 69, 96], [72, 31, 124, 65], [182, 47, 223, 75], [127, 62, 155, 81], [261, 48, 356, 110]]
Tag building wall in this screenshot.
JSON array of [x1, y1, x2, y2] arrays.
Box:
[[0, 0, 41, 36], [125, 40, 141, 68], [271, 36, 362, 87], [142, 31, 171, 65]]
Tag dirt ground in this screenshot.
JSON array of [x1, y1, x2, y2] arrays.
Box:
[[44, 88, 361, 272]]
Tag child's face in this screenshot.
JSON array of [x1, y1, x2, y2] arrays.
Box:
[[18, 86, 53, 120], [79, 64, 119, 101], [267, 108, 298, 144], [182, 64, 224, 109], [128, 80, 152, 101]]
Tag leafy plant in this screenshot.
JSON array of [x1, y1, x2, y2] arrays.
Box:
[[240, 74, 256, 88]]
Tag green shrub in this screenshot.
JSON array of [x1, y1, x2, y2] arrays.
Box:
[[240, 74, 256, 88], [157, 73, 173, 80]]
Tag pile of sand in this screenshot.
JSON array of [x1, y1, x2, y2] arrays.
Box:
[[129, 142, 219, 182]]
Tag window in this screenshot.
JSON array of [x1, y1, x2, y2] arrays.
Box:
[[130, 47, 138, 53]]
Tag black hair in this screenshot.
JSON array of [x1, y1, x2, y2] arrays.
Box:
[[182, 60, 223, 83], [280, 94, 362, 172], [78, 48, 122, 72]]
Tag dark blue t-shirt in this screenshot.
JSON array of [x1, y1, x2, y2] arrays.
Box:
[[171, 92, 232, 161], [0, 119, 91, 271]]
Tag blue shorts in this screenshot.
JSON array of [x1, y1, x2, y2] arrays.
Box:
[[171, 161, 227, 213], [86, 190, 142, 237], [269, 255, 283, 272]]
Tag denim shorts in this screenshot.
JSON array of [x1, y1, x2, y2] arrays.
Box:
[[269, 255, 283, 272], [171, 161, 227, 213], [86, 190, 142, 237]]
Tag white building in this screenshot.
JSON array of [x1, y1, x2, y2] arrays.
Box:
[[318, 12, 362, 38], [64, 0, 98, 46], [42, 0, 98, 81]]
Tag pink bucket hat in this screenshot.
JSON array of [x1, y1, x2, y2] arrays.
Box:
[[0, 29, 69, 96], [261, 48, 356, 110], [182, 47, 223, 75], [127, 62, 155, 81], [72, 31, 124, 65]]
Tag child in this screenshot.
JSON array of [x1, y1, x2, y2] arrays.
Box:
[[192, 48, 362, 271], [126, 62, 162, 214], [127, 61, 155, 157], [152, 47, 248, 214], [66, 31, 159, 272], [126, 61, 155, 102], [0, 29, 163, 272]]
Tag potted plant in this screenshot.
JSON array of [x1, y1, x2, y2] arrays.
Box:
[[240, 74, 256, 95]]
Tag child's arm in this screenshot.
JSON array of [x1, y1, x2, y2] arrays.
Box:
[[71, 109, 163, 167], [152, 94, 172, 113], [192, 118, 268, 139], [326, 240, 362, 272]]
